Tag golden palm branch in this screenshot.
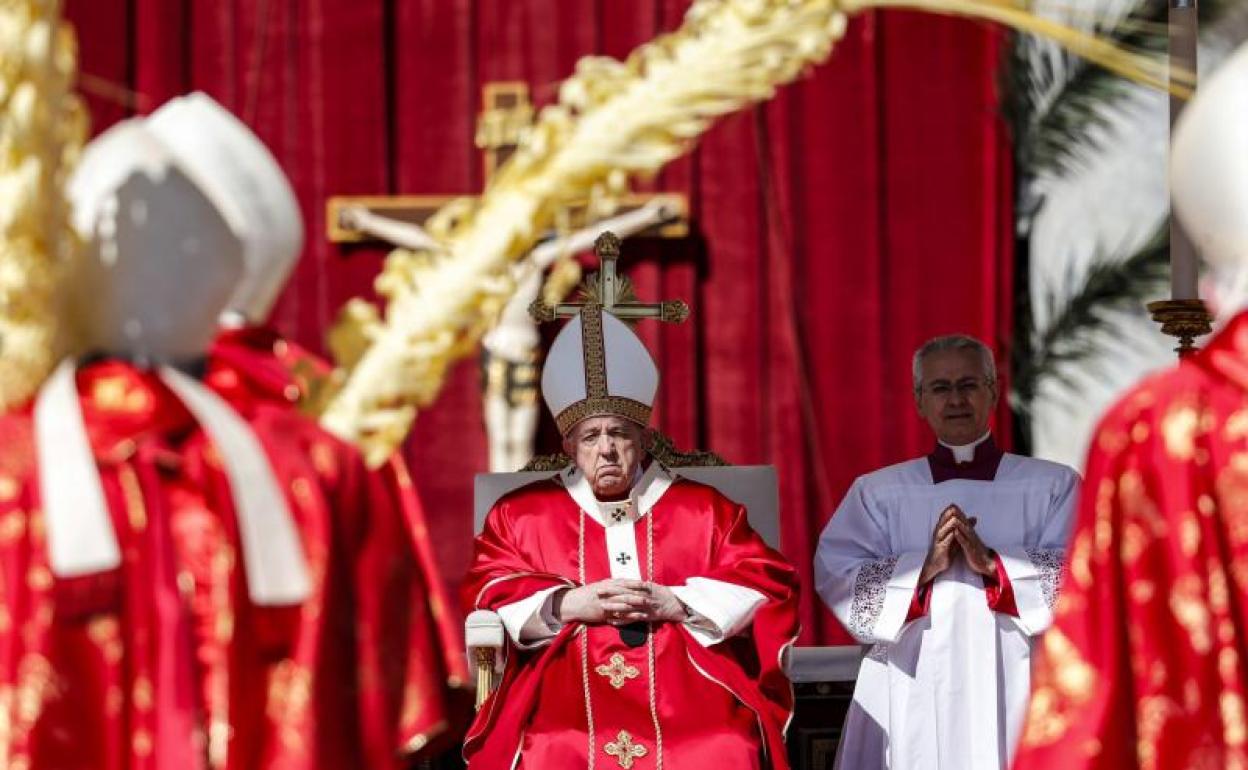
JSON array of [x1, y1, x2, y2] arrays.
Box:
[[0, 0, 86, 410], [319, 0, 1193, 465]]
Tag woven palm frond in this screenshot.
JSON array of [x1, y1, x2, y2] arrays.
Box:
[[0, 0, 87, 410]]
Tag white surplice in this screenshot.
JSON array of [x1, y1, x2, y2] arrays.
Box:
[[814, 451, 1078, 770]]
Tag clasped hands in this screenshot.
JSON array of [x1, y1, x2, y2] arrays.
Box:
[[919, 504, 997, 585], [555, 579, 688, 626]]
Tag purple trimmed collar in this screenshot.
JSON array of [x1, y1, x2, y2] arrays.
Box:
[[927, 435, 1004, 483]]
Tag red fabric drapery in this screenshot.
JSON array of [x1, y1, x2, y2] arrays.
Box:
[[66, 0, 1014, 644]]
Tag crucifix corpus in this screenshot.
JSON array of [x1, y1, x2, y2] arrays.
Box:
[[326, 81, 689, 244]]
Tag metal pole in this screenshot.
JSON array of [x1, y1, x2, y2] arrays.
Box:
[[1150, 0, 1213, 355]]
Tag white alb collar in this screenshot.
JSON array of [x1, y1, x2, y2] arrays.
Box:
[[939, 431, 991, 464], [562, 461, 673, 527], [35, 360, 311, 606]]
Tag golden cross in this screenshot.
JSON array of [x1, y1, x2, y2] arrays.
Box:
[[327, 81, 687, 244], [529, 232, 689, 324], [595, 652, 641, 689], [604, 730, 648, 769]]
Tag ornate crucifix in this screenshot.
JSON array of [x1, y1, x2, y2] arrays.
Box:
[[327, 82, 688, 243], [529, 231, 690, 324]]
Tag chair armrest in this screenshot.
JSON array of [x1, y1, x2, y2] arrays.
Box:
[[465, 609, 506, 709], [783, 645, 865, 683]]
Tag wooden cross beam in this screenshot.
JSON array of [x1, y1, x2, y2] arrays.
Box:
[[327, 81, 688, 244]]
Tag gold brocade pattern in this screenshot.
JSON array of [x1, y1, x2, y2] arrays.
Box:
[[87, 616, 123, 664], [1223, 691, 1248, 748], [290, 478, 315, 509], [1068, 531, 1093, 590], [1022, 628, 1097, 747], [0, 653, 62, 765], [581, 304, 608, 399], [267, 659, 313, 755], [1217, 457, 1248, 545], [604, 730, 648, 769], [0, 511, 25, 545], [1135, 695, 1180, 770], [118, 463, 147, 532], [1180, 512, 1202, 558], [132, 676, 153, 711], [1119, 470, 1160, 521], [0, 475, 17, 502], [1161, 404, 1200, 460], [1227, 410, 1248, 442], [90, 376, 154, 414], [310, 442, 338, 477], [1170, 574, 1213, 653], [555, 397, 652, 435], [595, 653, 640, 690]]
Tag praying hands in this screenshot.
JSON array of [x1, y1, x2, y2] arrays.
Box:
[[555, 579, 689, 625], [919, 504, 997, 585]]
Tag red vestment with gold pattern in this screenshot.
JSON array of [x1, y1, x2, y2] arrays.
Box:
[[462, 472, 799, 770], [0, 358, 442, 769], [1013, 311, 1248, 770], [206, 325, 469, 754]]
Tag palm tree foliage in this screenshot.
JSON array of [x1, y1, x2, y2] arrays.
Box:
[[1006, 0, 1230, 423], [1012, 220, 1169, 410]]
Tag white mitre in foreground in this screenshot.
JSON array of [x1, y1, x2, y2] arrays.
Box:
[[67, 118, 245, 363], [40, 107, 309, 606], [541, 304, 660, 434], [146, 92, 304, 325], [1172, 43, 1248, 275]]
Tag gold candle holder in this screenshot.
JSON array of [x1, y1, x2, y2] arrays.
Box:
[[1147, 298, 1213, 356]]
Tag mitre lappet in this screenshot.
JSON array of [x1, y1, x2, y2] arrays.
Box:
[[39, 99, 309, 606]]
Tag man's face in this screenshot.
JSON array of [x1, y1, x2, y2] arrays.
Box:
[[915, 349, 998, 446], [563, 415, 646, 498]]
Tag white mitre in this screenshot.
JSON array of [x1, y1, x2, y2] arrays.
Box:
[[67, 118, 245, 362], [145, 92, 304, 325], [1172, 42, 1248, 273], [541, 304, 659, 434], [42, 112, 310, 606]]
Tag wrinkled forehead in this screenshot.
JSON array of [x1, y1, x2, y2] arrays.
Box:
[[918, 348, 986, 383], [564, 415, 645, 441]]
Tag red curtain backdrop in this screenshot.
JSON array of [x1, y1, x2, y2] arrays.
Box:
[[66, 0, 1014, 645]]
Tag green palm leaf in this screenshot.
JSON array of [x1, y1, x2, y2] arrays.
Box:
[[1013, 220, 1169, 416]]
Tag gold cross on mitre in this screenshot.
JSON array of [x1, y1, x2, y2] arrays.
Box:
[[327, 81, 688, 243], [529, 231, 690, 324]]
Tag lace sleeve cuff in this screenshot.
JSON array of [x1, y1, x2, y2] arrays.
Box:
[[848, 551, 926, 644], [997, 547, 1065, 635]]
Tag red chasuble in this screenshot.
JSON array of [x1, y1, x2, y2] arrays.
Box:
[[206, 325, 469, 754], [1013, 312, 1248, 770], [0, 361, 305, 770], [462, 469, 799, 770]]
